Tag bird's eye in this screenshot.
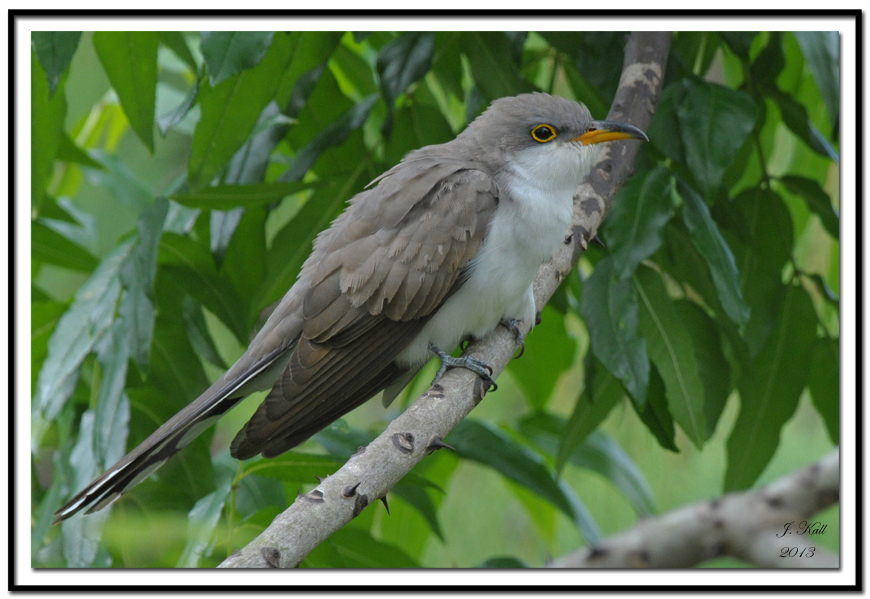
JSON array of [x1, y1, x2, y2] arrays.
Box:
[[530, 124, 557, 143]]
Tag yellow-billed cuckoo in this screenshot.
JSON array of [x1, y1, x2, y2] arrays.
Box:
[[55, 93, 647, 522]]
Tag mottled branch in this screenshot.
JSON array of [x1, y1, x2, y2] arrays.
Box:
[[549, 450, 839, 568]]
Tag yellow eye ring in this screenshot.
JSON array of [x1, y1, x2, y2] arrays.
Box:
[[531, 124, 557, 143]]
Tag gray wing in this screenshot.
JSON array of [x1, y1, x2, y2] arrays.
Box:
[[230, 164, 499, 459], [54, 160, 498, 521]]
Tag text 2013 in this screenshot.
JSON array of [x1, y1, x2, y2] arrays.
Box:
[[780, 547, 816, 558]]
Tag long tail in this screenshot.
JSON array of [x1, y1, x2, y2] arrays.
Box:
[[53, 347, 290, 523]]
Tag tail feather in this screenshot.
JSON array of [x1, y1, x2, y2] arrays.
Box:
[[53, 347, 290, 523]]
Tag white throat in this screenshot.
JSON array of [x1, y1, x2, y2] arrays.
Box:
[[397, 143, 597, 367]]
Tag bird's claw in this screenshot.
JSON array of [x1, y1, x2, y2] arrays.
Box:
[[429, 343, 498, 391], [500, 318, 526, 359]]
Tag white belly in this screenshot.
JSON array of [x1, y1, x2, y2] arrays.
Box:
[[396, 170, 575, 367]]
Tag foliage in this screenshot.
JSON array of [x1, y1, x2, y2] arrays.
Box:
[[30, 30, 839, 568]]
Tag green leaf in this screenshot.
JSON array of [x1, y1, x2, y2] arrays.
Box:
[[383, 103, 455, 167], [312, 423, 376, 458], [678, 179, 750, 326], [580, 256, 649, 406], [32, 221, 98, 272], [148, 316, 210, 404], [37, 194, 80, 224], [32, 31, 81, 96], [807, 337, 839, 444], [601, 166, 674, 280], [793, 32, 839, 137], [189, 32, 296, 189], [32, 300, 68, 392], [157, 76, 199, 137], [32, 419, 74, 561], [390, 484, 444, 541], [274, 31, 343, 108], [479, 557, 530, 568], [572, 431, 657, 517], [732, 188, 794, 357], [804, 273, 839, 308], [768, 87, 838, 162], [507, 305, 576, 410], [200, 32, 275, 85], [560, 59, 609, 118], [674, 32, 721, 78], [647, 83, 686, 164], [431, 32, 463, 100], [634, 266, 706, 448], [240, 452, 343, 482], [279, 94, 378, 182], [224, 102, 291, 185], [557, 354, 624, 472], [460, 32, 535, 101], [57, 131, 104, 170], [631, 365, 678, 452], [749, 32, 785, 86], [673, 300, 731, 440], [118, 198, 168, 370], [450, 419, 598, 540], [243, 450, 440, 494], [331, 43, 379, 99], [158, 31, 197, 72], [572, 32, 626, 106], [91, 320, 132, 467], [83, 150, 155, 212], [219, 207, 266, 325], [211, 208, 244, 270], [176, 480, 232, 567], [93, 31, 159, 152], [720, 32, 758, 61], [33, 241, 132, 424], [158, 233, 249, 343], [170, 181, 319, 211], [725, 285, 817, 491], [376, 32, 435, 135], [31, 49, 67, 210], [778, 175, 839, 239], [320, 528, 419, 568], [232, 472, 286, 522], [182, 297, 227, 369], [32, 285, 52, 303], [677, 77, 758, 197], [520, 413, 656, 517]]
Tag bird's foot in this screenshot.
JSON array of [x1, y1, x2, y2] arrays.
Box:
[[428, 343, 497, 391], [500, 318, 526, 359]]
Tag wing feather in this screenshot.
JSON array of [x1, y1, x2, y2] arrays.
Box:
[[231, 162, 499, 459]]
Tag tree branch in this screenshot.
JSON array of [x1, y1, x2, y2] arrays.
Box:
[[218, 31, 673, 569], [549, 450, 839, 568]]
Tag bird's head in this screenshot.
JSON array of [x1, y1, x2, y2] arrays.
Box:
[[460, 93, 648, 192]]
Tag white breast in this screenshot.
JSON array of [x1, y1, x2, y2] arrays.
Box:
[[397, 142, 594, 367]]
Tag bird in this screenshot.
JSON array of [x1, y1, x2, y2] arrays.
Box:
[[54, 92, 647, 523]]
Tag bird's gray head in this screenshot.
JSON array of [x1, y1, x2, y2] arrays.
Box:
[[457, 93, 648, 193]]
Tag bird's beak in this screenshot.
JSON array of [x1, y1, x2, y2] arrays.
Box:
[[574, 120, 649, 145]]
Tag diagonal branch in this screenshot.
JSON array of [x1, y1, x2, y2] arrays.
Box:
[[548, 450, 839, 568], [219, 31, 673, 569]]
